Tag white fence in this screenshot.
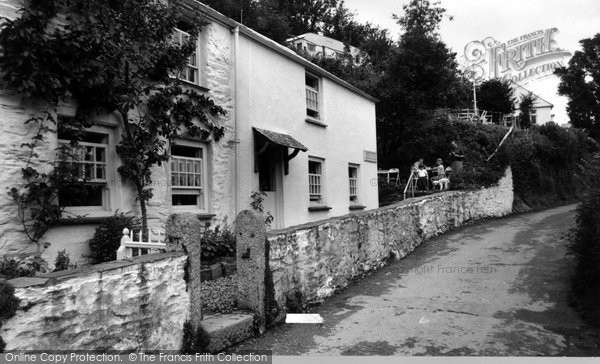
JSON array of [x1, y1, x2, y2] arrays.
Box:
[[116, 228, 166, 260]]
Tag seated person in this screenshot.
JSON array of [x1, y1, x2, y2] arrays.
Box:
[[412, 158, 426, 173], [417, 164, 428, 190], [431, 158, 450, 191]]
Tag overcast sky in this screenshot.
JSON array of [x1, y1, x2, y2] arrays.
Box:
[[343, 0, 600, 124]]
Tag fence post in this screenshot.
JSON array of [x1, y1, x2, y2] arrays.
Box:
[[235, 210, 266, 333], [116, 228, 131, 261]]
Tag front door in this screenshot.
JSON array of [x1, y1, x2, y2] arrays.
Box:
[[258, 148, 284, 229]]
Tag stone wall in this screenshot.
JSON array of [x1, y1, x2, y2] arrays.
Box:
[[0, 253, 189, 351], [267, 168, 513, 310]]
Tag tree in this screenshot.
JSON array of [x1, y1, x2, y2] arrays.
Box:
[[377, 0, 465, 167], [477, 79, 516, 123], [0, 0, 226, 243], [518, 92, 537, 129], [556, 33, 600, 141]]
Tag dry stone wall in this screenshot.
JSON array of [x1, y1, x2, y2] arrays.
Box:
[[0, 253, 189, 351], [267, 168, 514, 310]]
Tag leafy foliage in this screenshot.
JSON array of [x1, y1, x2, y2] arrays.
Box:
[[569, 184, 600, 327], [477, 79, 516, 123], [0, 255, 47, 279], [518, 92, 536, 129], [53, 249, 71, 272], [0, 0, 227, 238], [250, 191, 274, 227], [199, 220, 236, 262], [556, 33, 600, 142], [0, 279, 20, 352], [87, 212, 141, 264]]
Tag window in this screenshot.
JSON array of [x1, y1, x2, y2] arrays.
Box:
[[307, 43, 316, 52], [173, 28, 199, 85], [306, 73, 320, 119], [171, 142, 207, 211], [349, 165, 359, 203], [309, 159, 323, 204], [531, 110, 537, 124], [57, 128, 109, 209]]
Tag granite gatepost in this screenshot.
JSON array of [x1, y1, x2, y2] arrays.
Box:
[[165, 213, 204, 328], [235, 210, 266, 333]]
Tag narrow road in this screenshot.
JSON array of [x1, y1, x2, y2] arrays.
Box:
[[234, 204, 600, 356]]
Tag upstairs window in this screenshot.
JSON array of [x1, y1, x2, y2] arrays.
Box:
[[309, 159, 323, 204], [171, 143, 207, 211], [306, 73, 320, 119], [173, 28, 199, 85]]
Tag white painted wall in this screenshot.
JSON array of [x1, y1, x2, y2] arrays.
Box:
[[0, 5, 378, 265], [235, 31, 378, 228]]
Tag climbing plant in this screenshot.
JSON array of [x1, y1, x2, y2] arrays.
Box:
[[0, 0, 226, 245]]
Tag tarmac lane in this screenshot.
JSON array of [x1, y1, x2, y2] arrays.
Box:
[[233, 204, 600, 356]]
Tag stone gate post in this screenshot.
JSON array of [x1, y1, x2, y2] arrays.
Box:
[[235, 210, 266, 333]]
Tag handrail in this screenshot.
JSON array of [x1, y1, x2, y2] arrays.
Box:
[[403, 170, 416, 200]]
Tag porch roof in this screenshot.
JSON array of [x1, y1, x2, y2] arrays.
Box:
[[253, 127, 308, 152]]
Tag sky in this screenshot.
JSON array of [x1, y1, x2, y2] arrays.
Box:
[[343, 0, 600, 124]]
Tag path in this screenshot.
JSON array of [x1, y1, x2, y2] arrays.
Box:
[[234, 204, 600, 356]]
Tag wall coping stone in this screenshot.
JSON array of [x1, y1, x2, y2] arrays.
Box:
[[268, 190, 464, 236], [8, 252, 186, 288]]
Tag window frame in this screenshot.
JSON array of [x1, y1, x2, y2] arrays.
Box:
[[56, 123, 115, 215], [305, 72, 322, 121], [308, 157, 325, 206], [348, 164, 359, 204], [173, 27, 201, 87], [170, 140, 209, 213]]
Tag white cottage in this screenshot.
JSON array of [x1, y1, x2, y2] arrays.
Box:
[[0, 1, 378, 266]]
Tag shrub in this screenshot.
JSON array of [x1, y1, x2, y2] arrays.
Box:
[[200, 219, 236, 262], [0, 256, 46, 279], [200, 275, 237, 313], [53, 250, 70, 272], [0, 279, 19, 322], [383, 117, 598, 208], [87, 212, 141, 264], [569, 189, 600, 327]]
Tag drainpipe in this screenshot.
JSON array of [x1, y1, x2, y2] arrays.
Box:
[[232, 26, 240, 216]]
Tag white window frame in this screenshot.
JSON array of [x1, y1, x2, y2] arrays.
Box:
[[306, 72, 321, 121], [348, 164, 359, 204], [170, 140, 209, 213], [309, 157, 325, 205], [57, 124, 115, 215], [531, 109, 537, 124], [173, 27, 200, 86]]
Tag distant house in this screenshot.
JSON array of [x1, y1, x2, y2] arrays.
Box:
[[511, 82, 554, 125], [0, 1, 378, 266], [285, 33, 364, 64]]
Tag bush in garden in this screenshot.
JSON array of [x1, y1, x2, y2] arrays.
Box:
[[87, 212, 141, 264], [0, 256, 46, 280], [53, 250, 71, 272], [0, 279, 19, 352], [200, 219, 236, 262]]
